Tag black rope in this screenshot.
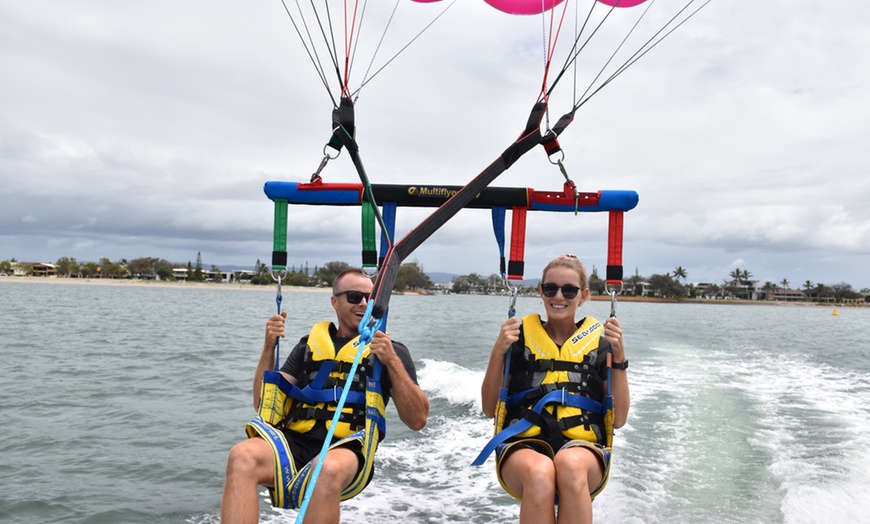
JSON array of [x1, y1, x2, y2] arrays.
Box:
[[278, 0, 340, 107], [352, 0, 456, 99], [278, 0, 452, 106], [545, 0, 615, 102]]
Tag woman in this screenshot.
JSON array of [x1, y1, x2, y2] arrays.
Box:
[[480, 254, 630, 524]]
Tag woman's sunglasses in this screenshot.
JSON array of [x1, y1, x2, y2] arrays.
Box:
[[334, 290, 371, 304], [540, 283, 580, 299]]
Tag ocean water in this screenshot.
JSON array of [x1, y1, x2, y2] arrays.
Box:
[[1, 280, 869, 524]]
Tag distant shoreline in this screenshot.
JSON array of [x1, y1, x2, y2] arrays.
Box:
[[3, 276, 864, 307], [0, 275, 328, 292], [590, 295, 863, 308]]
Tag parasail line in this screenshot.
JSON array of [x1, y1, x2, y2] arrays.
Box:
[[545, 0, 616, 102], [575, 0, 653, 105], [355, 0, 401, 101], [279, 0, 338, 107], [352, 0, 456, 98], [574, 0, 715, 112]]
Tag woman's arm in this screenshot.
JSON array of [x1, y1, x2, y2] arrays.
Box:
[[603, 316, 630, 428], [481, 317, 521, 419]]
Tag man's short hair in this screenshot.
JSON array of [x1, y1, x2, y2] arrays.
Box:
[[332, 267, 370, 294]]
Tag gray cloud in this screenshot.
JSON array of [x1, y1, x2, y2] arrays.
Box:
[[2, 1, 868, 289]]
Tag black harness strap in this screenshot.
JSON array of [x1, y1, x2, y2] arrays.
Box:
[[330, 97, 357, 155], [328, 96, 393, 261], [369, 102, 549, 318]]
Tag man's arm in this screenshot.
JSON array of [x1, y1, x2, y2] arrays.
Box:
[[368, 331, 429, 431], [252, 312, 296, 411]]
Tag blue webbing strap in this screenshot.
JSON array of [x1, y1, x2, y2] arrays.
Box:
[[295, 360, 367, 405], [272, 371, 368, 406], [492, 312, 514, 457], [471, 389, 606, 466], [308, 361, 334, 390], [295, 300, 386, 523], [379, 202, 397, 268], [487, 221, 516, 465], [492, 206, 507, 277]]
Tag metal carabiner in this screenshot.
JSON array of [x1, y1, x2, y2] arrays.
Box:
[[555, 158, 569, 181], [551, 159, 581, 216], [610, 289, 617, 319], [310, 144, 342, 182], [502, 274, 519, 319], [604, 282, 623, 318], [310, 155, 331, 182]]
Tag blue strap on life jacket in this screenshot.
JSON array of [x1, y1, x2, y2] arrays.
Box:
[[292, 360, 367, 405], [264, 360, 367, 407], [294, 384, 367, 406], [471, 388, 606, 466]]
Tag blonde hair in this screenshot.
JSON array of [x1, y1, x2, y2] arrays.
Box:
[[541, 254, 588, 289]]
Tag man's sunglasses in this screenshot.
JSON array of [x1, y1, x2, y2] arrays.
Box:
[[334, 290, 371, 304], [540, 283, 580, 299]]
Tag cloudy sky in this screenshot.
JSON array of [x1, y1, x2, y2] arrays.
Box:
[[2, 1, 869, 290]]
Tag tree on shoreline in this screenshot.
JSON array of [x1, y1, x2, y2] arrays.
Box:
[[761, 281, 775, 301], [803, 280, 814, 301], [647, 273, 684, 298], [828, 282, 860, 302], [394, 260, 434, 292], [3, 255, 868, 304]]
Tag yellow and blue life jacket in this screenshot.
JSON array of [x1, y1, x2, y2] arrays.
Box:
[[245, 321, 387, 508], [286, 321, 378, 438], [473, 314, 614, 465]]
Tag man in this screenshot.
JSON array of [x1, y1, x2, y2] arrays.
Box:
[[222, 268, 429, 524]]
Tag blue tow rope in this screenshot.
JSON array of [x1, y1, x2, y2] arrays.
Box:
[[294, 299, 386, 523]]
